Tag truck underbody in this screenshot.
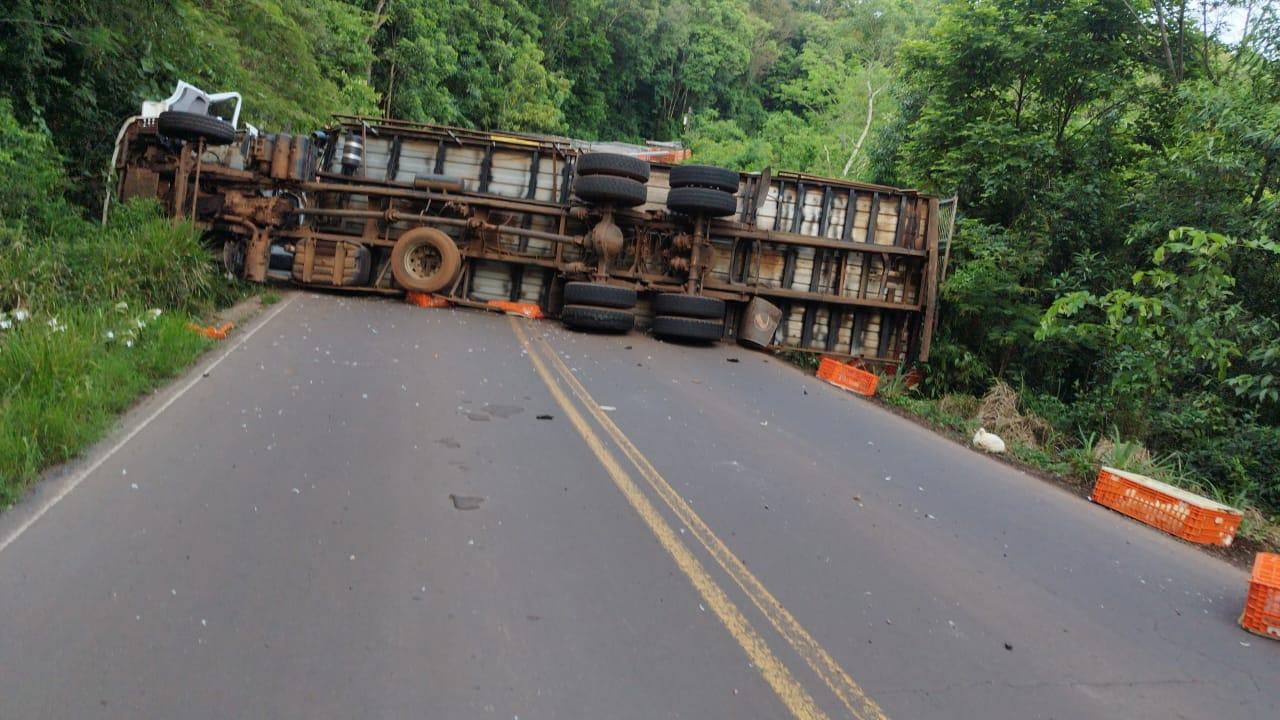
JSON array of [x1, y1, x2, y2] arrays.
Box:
[[113, 102, 949, 365]]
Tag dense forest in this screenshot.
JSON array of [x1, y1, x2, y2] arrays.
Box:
[[1, 1, 1278, 522]]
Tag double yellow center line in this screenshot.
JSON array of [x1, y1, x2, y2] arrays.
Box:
[[510, 318, 888, 720]]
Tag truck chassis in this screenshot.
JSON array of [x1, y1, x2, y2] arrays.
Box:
[[113, 109, 950, 365]]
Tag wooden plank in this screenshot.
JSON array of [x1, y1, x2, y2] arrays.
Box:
[[918, 196, 941, 361], [790, 182, 806, 234], [864, 192, 880, 245], [892, 195, 906, 247]]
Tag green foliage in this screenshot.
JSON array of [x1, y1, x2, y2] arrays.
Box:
[[0, 102, 238, 499], [0, 308, 211, 503], [1041, 228, 1280, 428], [1, 0, 378, 204], [891, 1, 1280, 514]]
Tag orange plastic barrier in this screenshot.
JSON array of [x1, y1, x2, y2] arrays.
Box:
[[1090, 467, 1243, 546], [187, 321, 234, 340], [816, 357, 878, 396], [404, 291, 452, 308], [1241, 553, 1280, 640], [487, 300, 544, 319]]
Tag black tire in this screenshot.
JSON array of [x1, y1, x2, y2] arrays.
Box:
[[652, 293, 725, 319], [157, 111, 236, 145], [564, 282, 637, 309], [576, 153, 651, 183], [390, 227, 462, 293], [652, 315, 724, 341], [667, 186, 737, 217], [561, 304, 635, 333], [574, 175, 648, 207], [670, 165, 739, 193]]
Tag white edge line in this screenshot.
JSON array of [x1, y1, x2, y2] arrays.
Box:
[[0, 294, 298, 554]]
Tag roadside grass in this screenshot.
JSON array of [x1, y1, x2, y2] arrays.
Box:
[[0, 199, 248, 506], [869, 369, 1280, 552], [0, 309, 210, 504]]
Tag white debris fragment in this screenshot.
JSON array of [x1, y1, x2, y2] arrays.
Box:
[[292, 488, 301, 494], [130, 483, 139, 490], [13, 308, 30, 322], [972, 427, 1007, 453], [599, 405, 617, 412]]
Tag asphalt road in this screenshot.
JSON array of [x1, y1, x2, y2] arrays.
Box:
[[0, 292, 1275, 720]]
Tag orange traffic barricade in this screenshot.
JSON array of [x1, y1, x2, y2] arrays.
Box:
[[1241, 553, 1280, 640], [816, 357, 878, 396], [1090, 467, 1243, 546]]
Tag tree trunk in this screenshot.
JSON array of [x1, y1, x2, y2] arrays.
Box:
[[1153, 2, 1180, 83], [365, 0, 390, 83], [841, 80, 883, 178], [1251, 155, 1275, 210]]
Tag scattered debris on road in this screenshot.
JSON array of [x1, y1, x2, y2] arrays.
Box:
[[450, 494, 485, 511]]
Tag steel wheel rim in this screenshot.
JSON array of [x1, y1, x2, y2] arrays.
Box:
[[404, 242, 443, 281]]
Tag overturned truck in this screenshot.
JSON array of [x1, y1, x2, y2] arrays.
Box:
[[111, 84, 950, 364]]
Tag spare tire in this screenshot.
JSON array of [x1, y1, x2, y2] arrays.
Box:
[[561, 304, 635, 333], [564, 282, 637, 309], [652, 293, 725, 319], [390, 227, 462, 293], [652, 315, 724, 342], [670, 165, 740, 193], [574, 174, 648, 207], [576, 153, 650, 183], [667, 186, 737, 217], [157, 111, 236, 145]]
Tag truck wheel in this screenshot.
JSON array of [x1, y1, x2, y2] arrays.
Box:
[[652, 293, 725, 319], [157, 111, 236, 145], [576, 153, 651, 183], [574, 175, 648, 208], [561, 304, 635, 333], [669, 165, 740, 193], [564, 282, 637, 309], [652, 315, 724, 342], [666, 187, 737, 217], [391, 227, 462, 293]]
